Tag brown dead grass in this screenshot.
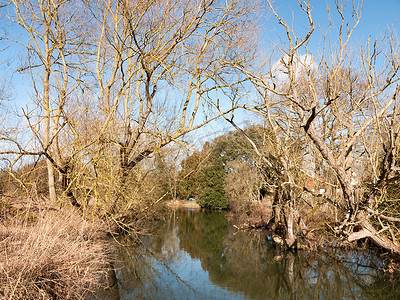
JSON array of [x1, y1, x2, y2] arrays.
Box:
[[226, 198, 274, 229], [0, 208, 109, 299], [165, 200, 201, 209]]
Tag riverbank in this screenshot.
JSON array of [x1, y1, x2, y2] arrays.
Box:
[[2, 194, 399, 299], [0, 199, 110, 299], [165, 199, 202, 209]]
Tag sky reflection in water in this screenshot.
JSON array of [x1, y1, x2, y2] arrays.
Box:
[[108, 209, 399, 300]]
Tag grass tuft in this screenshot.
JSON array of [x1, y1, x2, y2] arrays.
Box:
[[0, 208, 109, 299]]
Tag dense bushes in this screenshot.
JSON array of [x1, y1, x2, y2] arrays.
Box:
[[177, 125, 270, 210], [196, 158, 228, 209]]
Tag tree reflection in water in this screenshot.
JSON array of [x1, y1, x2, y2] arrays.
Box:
[[110, 210, 400, 300]]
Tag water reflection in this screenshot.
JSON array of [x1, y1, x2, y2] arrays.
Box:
[[109, 209, 399, 299]]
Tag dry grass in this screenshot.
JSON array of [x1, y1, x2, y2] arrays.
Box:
[[226, 198, 274, 229], [164, 200, 201, 209], [0, 208, 109, 299]]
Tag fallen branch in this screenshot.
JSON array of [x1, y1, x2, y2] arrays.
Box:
[[366, 207, 400, 222]]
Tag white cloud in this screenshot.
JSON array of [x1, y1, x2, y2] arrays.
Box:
[[271, 54, 316, 82]]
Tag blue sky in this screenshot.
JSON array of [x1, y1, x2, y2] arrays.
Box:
[[352, 0, 400, 36], [198, 0, 400, 146], [260, 0, 400, 58], [269, 0, 400, 39], [1, 0, 399, 147]]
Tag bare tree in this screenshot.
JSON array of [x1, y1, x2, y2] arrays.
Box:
[[82, 0, 259, 213], [232, 0, 400, 252], [1, 0, 260, 227], [3, 0, 90, 205]]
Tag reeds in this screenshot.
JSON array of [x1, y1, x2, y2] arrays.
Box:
[[0, 209, 109, 299]]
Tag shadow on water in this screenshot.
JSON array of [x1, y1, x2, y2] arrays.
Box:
[[97, 209, 400, 300]]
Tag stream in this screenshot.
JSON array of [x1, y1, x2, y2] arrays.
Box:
[[98, 209, 400, 299]]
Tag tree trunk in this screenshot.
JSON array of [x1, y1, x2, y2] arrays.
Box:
[[348, 211, 400, 255], [46, 159, 57, 202], [42, 0, 56, 203], [58, 165, 80, 208], [285, 202, 297, 248]]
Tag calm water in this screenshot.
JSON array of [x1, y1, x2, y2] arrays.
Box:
[[101, 209, 400, 299]]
